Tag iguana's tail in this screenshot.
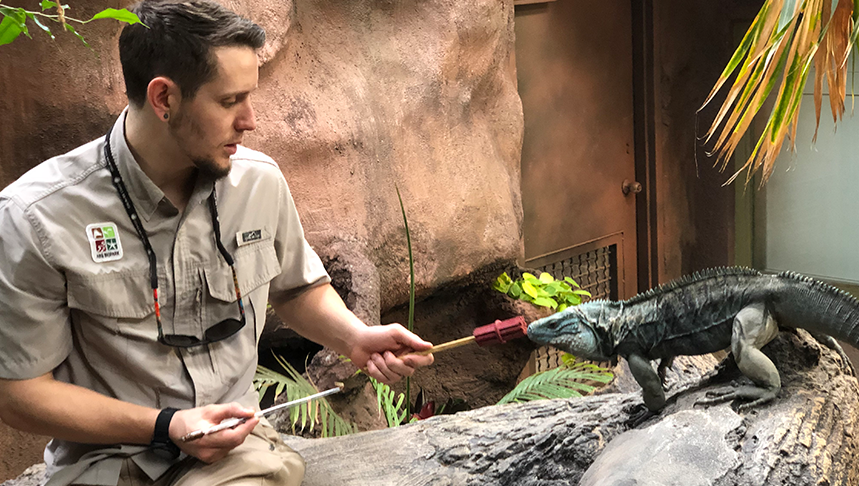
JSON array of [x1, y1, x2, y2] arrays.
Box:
[[769, 271, 859, 348]]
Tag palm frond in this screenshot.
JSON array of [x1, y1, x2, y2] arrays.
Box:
[[702, 0, 855, 185], [253, 354, 356, 437], [496, 355, 614, 405]]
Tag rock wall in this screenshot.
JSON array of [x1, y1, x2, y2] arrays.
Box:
[[0, 425, 48, 486], [245, 0, 524, 318]]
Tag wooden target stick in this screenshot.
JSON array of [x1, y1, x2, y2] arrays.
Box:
[[414, 316, 528, 356]]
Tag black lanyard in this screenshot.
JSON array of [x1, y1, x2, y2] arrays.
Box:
[[102, 126, 245, 348], [102, 126, 234, 300]]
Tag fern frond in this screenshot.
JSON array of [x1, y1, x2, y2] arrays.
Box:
[[497, 355, 613, 405]]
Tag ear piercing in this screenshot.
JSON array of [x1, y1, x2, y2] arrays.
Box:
[[163, 113, 169, 120]]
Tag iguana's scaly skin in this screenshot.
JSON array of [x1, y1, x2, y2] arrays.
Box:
[[527, 267, 859, 412]]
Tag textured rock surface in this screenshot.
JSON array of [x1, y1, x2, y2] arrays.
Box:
[[0, 464, 44, 486], [244, 0, 524, 318], [579, 408, 744, 486], [0, 425, 48, 486]]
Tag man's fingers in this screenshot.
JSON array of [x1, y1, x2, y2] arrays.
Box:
[[389, 324, 433, 351], [401, 351, 434, 368], [367, 354, 398, 383], [207, 403, 255, 421], [183, 415, 258, 463], [382, 350, 415, 378]]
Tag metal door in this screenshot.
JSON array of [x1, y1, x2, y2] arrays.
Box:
[[515, 0, 638, 300]]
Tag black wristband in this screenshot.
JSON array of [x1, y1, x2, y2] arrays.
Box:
[[151, 407, 181, 458]]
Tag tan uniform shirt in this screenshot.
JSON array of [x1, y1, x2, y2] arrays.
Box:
[[0, 112, 330, 485]]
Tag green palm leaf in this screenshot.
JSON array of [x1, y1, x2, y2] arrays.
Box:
[[496, 355, 614, 405], [254, 354, 356, 437]]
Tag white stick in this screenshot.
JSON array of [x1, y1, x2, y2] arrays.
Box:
[[180, 387, 341, 442]]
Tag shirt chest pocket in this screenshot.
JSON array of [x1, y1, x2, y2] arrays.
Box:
[[67, 271, 152, 319], [203, 243, 281, 342], [65, 270, 185, 391], [202, 242, 281, 388]]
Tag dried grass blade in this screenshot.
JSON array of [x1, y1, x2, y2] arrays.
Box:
[[813, 0, 833, 141], [701, 0, 790, 143]]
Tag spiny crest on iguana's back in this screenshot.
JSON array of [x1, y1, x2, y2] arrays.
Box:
[[775, 270, 859, 307], [623, 267, 762, 306]]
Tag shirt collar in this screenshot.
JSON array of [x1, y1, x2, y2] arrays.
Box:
[[107, 108, 215, 221]]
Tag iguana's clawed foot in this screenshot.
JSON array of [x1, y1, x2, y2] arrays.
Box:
[[835, 350, 856, 377], [657, 357, 675, 391], [828, 342, 856, 377], [695, 385, 778, 411], [623, 403, 659, 428]]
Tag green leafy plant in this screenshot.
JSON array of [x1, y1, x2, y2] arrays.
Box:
[[497, 354, 613, 404], [493, 271, 592, 311], [368, 375, 409, 427], [0, 2, 144, 48], [493, 270, 613, 404], [254, 353, 355, 438]]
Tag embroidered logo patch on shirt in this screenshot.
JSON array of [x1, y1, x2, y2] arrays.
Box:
[[86, 222, 123, 263], [240, 229, 262, 244], [236, 227, 270, 247]]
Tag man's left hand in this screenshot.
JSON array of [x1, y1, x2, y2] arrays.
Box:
[[349, 324, 434, 384]]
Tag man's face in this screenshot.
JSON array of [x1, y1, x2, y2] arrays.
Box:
[[168, 46, 259, 178]]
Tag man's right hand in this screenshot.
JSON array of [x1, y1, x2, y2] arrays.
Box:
[[169, 403, 259, 463]]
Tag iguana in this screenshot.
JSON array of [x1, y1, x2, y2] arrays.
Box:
[[526, 267, 858, 412]]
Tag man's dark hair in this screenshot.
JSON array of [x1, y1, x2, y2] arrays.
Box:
[[119, 0, 265, 107]]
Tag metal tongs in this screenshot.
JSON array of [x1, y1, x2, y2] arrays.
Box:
[[180, 387, 341, 442]]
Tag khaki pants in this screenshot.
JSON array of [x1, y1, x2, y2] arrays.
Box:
[[118, 421, 305, 486]]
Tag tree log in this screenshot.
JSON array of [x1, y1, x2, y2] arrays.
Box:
[[5, 330, 859, 486], [283, 330, 859, 485]]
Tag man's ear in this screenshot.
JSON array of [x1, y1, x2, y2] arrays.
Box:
[[147, 76, 181, 121]]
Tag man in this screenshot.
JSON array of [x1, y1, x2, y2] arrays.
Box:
[[0, 1, 434, 485]]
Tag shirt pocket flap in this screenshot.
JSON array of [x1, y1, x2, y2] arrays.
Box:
[[67, 271, 152, 318], [204, 244, 281, 303]]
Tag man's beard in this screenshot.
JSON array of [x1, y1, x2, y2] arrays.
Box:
[[192, 155, 231, 180], [168, 110, 232, 180]]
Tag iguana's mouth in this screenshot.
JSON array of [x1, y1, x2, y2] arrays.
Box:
[[527, 309, 606, 360]]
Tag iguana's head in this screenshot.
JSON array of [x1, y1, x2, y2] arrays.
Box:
[[527, 302, 615, 361]]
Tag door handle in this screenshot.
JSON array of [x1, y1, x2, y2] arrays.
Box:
[[622, 179, 642, 195]]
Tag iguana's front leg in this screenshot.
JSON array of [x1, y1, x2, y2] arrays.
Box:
[[698, 303, 780, 410], [626, 352, 665, 412]]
